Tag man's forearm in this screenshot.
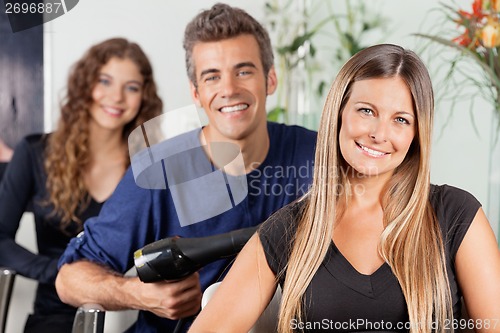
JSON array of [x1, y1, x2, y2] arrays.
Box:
[[56, 260, 140, 311], [56, 260, 203, 319]]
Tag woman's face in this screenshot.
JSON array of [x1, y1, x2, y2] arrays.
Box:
[[339, 76, 416, 180], [89, 57, 144, 134]]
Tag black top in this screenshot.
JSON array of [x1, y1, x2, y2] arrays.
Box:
[[259, 184, 481, 332], [0, 134, 104, 316], [0, 163, 7, 183]]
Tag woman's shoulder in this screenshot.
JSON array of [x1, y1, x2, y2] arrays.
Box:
[[10, 133, 47, 161], [429, 184, 481, 212], [258, 199, 306, 250], [430, 183, 482, 256], [258, 198, 307, 276], [19, 133, 47, 150], [259, 198, 306, 236]]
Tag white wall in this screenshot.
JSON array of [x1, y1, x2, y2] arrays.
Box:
[[7, 0, 499, 332], [44, 0, 266, 130]]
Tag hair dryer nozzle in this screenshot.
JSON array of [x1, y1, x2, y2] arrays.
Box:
[[134, 225, 258, 283]]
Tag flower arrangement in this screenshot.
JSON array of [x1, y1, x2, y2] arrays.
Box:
[[416, 0, 500, 126]]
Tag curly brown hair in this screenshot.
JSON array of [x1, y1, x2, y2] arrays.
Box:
[[44, 38, 163, 231]]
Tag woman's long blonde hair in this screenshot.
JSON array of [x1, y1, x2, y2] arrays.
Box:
[[44, 38, 163, 232], [278, 44, 452, 333]]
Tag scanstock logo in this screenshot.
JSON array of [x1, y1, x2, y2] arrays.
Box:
[[4, 0, 79, 32]]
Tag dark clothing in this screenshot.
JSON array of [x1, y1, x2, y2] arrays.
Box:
[[0, 163, 7, 183], [58, 122, 317, 332], [259, 184, 481, 332], [0, 134, 104, 332], [24, 313, 75, 333]]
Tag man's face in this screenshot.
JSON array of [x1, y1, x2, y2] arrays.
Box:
[[189, 34, 277, 142]]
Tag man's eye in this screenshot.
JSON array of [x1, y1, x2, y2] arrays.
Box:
[[238, 71, 252, 76], [205, 75, 219, 82]]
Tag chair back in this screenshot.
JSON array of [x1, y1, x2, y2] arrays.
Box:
[[0, 268, 16, 333], [201, 282, 282, 333], [72, 303, 105, 333]]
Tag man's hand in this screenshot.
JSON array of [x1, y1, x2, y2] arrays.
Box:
[[130, 272, 202, 319], [56, 261, 202, 320]]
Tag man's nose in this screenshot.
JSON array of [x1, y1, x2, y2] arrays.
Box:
[[220, 75, 238, 98]]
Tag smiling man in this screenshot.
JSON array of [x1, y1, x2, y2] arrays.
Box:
[[55, 3, 316, 332], [190, 34, 276, 174], [185, 8, 280, 175]]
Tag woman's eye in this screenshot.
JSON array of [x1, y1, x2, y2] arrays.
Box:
[[126, 85, 140, 93], [99, 78, 111, 86], [395, 117, 410, 125], [359, 108, 373, 115]]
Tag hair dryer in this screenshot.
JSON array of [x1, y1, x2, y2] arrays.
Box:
[[134, 225, 258, 283]]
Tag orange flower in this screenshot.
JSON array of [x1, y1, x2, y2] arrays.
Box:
[[473, 0, 484, 14], [489, 0, 499, 11], [455, 0, 487, 28], [473, 0, 487, 18], [453, 33, 472, 46], [481, 20, 500, 46], [417, 0, 500, 116]]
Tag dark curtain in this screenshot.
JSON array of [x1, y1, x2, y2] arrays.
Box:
[[0, 7, 44, 181]]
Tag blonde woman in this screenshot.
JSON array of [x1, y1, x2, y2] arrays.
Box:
[[190, 44, 500, 332], [0, 38, 162, 332]]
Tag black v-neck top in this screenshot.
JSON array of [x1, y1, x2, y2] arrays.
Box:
[[259, 184, 481, 332], [0, 134, 104, 316]]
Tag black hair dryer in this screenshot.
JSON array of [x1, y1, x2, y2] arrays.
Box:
[[133, 225, 258, 283]]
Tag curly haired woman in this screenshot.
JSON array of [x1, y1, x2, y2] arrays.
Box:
[[0, 38, 162, 333]]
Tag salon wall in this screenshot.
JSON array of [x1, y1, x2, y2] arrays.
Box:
[[8, 0, 497, 332]]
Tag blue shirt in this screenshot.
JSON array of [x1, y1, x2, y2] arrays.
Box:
[[58, 122, 317, 332]]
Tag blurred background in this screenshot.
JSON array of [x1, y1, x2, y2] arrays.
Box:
[[1, 0, 498, 331]]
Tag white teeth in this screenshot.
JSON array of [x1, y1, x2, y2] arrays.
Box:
[[220, 104, 248, 113], [359, 144, 386, 157], [104, 107, 122, 115]]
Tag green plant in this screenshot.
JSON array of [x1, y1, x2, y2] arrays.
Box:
[[264, 0, 332, 125], [264, 0, 389, 127]]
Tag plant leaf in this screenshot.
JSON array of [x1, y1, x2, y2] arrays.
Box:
[[267, 106, 286, 122], [414, 33, 500, 90]]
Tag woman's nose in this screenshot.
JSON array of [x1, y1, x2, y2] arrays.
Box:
[[370, 120, 388, 143], [110, 85, 124, 102]]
